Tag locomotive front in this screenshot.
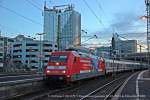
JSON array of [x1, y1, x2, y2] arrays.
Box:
[[45, 52, 70, 84]]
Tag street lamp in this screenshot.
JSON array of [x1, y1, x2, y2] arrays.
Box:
[[36, 33, 46, 72], [140, 15, 150, 70], [140, 16, 148, 21]]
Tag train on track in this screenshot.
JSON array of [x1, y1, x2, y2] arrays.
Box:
[[44, 47, 147, 84]]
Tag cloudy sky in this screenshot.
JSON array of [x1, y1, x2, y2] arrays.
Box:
[[0, 0, 147, 46]]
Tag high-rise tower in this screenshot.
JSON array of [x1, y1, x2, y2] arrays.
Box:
[[43, 4, 81, 50]]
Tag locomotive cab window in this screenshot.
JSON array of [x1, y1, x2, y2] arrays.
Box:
[[49, 55, 68, 62]]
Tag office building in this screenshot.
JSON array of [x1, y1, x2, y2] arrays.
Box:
[[115, 40, 137, 54], [44, 4, 81, 50], [113, 33, 137, 54]]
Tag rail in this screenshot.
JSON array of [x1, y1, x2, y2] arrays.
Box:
[[79, 74, 132, 100]]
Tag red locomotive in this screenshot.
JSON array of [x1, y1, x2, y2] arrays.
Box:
[[45, 50, 105, 84]]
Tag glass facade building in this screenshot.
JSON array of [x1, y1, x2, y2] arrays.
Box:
[[44, 8, 58, 44], [44, 5, 81, 50]]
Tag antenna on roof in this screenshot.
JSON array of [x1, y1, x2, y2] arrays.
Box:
[[44, 0, 47, 9]]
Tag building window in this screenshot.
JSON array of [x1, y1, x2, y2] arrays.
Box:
[[43, 49, 52, 52], [26, 43, 38, 46], [25, 60, 28, 63], [26, 55, 36, 57], [26, 49, 38, 52], [0, 38, 4, 41], [44, 49, 49, 52], [44, 60, 48, 63], [13, 49, 22, 53], [0, 53, 3, 56], [14, 60, 22, 63], [0, 58, 3, 62], [0, 43, 3, 47], [13, 55, 22, 58], [13, 44, 22, 47], [8, 39, 14, 42], [43, 44, 52, 47], [31, 60, 37, 63], [45, 55, 50, 57]]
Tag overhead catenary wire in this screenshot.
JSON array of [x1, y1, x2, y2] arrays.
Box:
[[25, 0, 43, 11], [95, 0, 111, 24], [31, 0, 42, 7], [96, 0, 107, 18], [0, 4, 42, 26], [82, 0, 105, 28]]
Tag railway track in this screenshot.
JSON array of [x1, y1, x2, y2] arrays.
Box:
[[79, 75, 127, 100], [31, 72, 134, 100], [52, 73, 130, 100], [10, 75, 108, 100], [8, 71, 136, 100], [30, 77, 109, 100]]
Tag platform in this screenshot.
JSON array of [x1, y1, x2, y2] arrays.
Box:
[[112, 70, 150, 100]]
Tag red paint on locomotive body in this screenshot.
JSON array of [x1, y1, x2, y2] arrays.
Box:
[[45, 51, 105, 83], [99, 58, 105, 72]]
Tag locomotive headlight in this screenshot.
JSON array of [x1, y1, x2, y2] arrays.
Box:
[[56, 62, 59, 65], [47, 70, 50, 73], [62, 70, 66, 73], [67, 75, 70, 77]]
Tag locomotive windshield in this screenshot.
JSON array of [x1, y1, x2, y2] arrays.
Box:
[[49, 55, 68, 62]]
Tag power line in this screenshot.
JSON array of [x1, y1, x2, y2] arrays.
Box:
[[82, 0, 105, 28], [25, 0, 43, 11], [96, 0, 105, 15], [0, 4, 42, 26], [31, 0, 42, 7], [95, 0, 110, 23]]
